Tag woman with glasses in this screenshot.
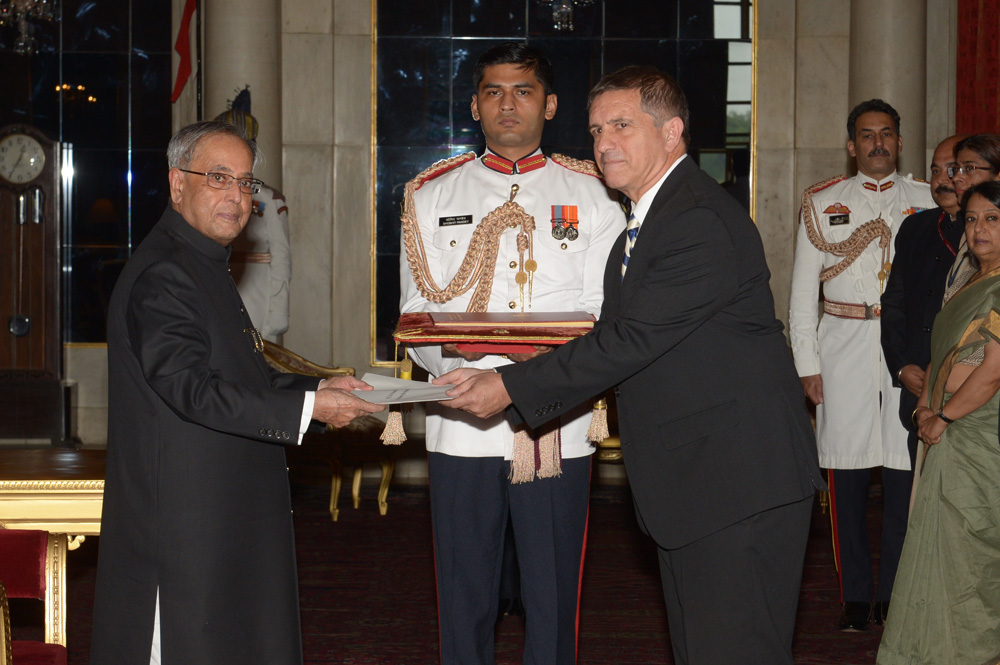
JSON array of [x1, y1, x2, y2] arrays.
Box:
[[950, 133, 1000, 200], [947, 134, 1000, 289], [878, 180, 1000, 664]]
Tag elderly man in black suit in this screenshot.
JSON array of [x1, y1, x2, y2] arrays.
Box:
[[90, 121, 385, 665], [434, 66, 824, 665], [878, 134, 965, 622]]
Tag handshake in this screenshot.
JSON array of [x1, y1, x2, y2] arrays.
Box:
[[311, 376, 386, 428]]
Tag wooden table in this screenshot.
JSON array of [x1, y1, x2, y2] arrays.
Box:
[[0, 448, 105, 646]]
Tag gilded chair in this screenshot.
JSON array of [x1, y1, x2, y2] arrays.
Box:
[[262, 340, 395, 521], [0, 528, 68, 665]]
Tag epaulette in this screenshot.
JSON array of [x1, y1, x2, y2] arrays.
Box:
[[550, 153, 603, 179], [408, 152, 477, 193], [799, 175, 848, 225], [804, 175, 848, 198]]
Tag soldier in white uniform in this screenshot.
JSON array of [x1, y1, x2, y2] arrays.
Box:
[[399, 44, 621, 665], [789, 99, 934, 631], [214, 100, 292, 342], [231, 184, 291, 341]]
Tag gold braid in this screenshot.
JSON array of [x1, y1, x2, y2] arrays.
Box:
[[801, 177, 892, 283], [401, 153, 536, 313]]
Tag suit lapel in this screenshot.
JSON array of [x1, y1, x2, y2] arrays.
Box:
[[614, 156, 697, 293]]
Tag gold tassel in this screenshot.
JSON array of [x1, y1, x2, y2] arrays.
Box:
[[587, 398, 609, 443], [536, 429, 562, 479], [510, 429, 535, 484], [380, 410, 406, 445], [380, 346, 412, 445]]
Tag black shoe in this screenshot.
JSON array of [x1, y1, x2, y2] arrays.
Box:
[[872, 600, 889, 626], [497, 597, 525, 623], [838, 601, 871, 632]]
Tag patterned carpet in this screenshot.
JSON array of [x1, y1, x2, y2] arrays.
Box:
[[13, 467, 888, 664]]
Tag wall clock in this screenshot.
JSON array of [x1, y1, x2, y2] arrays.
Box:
[[0, 132, 47, 184]]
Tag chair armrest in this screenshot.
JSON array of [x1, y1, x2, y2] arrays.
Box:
[[1, 581, 11, 665], [263, 340, 355, 378]]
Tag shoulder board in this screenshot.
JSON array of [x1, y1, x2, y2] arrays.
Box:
[[550, 153, 603, 179], [271, 187, 286, 202], [408, 152, 478, 192], [804, 175, 848, 198], [903, 174, 929, 185]]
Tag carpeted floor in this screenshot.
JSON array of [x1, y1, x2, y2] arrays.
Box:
[[13, 467, 888, 664]]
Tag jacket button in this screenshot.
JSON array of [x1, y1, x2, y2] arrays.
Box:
[[267, 429, 274, 437], [450, 240, 457, 247], [259, 428, 266, 436], [283, 431, 290, 439], [922, 327, 931, 332], [561, 243, 568, 250], [508, 301, 516, 309], [509, 261, 517, 269], [535, 409, 544, 417]]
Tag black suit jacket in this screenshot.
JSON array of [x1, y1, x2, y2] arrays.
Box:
[[500, 157, 823, 549], [92, 207, 319, 665], [880, 207, 963, 431]]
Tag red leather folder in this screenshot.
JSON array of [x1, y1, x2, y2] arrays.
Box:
[[394, 311, 596, 354]]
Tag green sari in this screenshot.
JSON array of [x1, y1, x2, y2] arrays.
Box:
[[878, 267, 1000, 665]]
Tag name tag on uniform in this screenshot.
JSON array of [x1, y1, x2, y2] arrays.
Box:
[[439, 214, 473, 227], [829, 214, 850, 226]]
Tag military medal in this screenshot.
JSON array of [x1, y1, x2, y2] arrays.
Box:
[[551, 205, 579, 241]]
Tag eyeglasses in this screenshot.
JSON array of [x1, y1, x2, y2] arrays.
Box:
[[947, 164, 997, 178], [177, 168, 263, 195]]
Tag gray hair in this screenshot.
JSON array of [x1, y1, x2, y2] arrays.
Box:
[[166, 121, 261, 170]]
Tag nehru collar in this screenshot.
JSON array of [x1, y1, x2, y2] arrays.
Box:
[[481, 148, 547, 175], [162, 206, 232, 263]]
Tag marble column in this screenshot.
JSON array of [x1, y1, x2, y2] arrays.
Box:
[[849, 0, 927, 177], [203, 0, 283, 188]]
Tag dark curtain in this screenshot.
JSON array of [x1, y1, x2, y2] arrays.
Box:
[[957, 0, 1000, 133]]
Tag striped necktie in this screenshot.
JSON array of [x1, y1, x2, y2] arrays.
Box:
[[621, 212, 640, 279]]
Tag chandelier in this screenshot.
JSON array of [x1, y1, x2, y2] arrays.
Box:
[[0, 0, 58, 55], [536, 0, 596, 32]]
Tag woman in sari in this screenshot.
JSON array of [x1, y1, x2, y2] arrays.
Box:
[[878, 180, 1000, 665]]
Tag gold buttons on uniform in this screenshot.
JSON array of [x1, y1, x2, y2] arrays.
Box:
[[450, 240, 457, 247], [508, 301, 516, 309], [560, 243, 568, 250], [509, 261, 518, 269]]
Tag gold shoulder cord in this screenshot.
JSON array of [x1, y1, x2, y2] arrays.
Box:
[[401, 154, 537, 312], [801, 178, 892, 291]]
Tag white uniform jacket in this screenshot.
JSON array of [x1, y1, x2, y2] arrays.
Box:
[[231, 184, 291, 341], [789, 171, 934, 470], [400, 149, 623, 459]]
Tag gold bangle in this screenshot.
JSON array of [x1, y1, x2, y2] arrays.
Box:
[[911, 407, 924, 428]]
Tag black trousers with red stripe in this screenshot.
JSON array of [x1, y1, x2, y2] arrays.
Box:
[[428, 452, 591, 665], [829, 434, 917, 603]]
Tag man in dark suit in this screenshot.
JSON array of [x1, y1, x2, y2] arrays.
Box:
[[434, 66, 824, 665], [878, 134, 964, 620], [90, 121, 384, 665]]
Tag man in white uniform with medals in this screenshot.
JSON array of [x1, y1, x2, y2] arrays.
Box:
[[789, 99, 934, 632], [399, 43, 621, 665]]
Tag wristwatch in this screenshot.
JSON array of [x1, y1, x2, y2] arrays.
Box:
[[936, 409, 955, 424]]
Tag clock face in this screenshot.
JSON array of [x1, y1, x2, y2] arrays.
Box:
[[0, 133, 46, 184]]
